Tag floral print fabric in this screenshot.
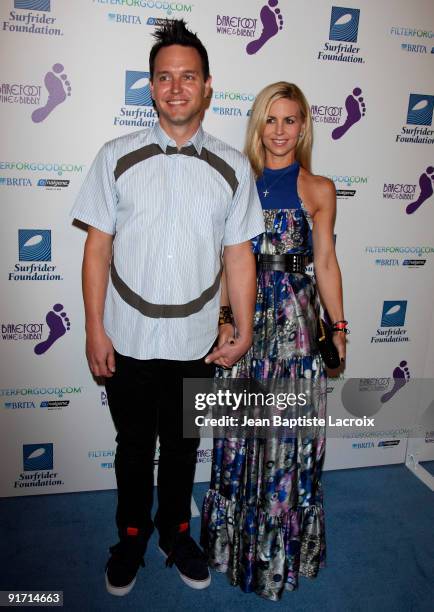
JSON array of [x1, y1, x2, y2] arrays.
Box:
[[201, 206, 327, 601]]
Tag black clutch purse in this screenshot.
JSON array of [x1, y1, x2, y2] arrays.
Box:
[[317, 318, 340, 369]]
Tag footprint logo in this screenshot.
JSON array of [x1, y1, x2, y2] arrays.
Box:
[[332, 87, 366, 140], [246, 0, 284, 55], [406, 166, 434, 214], [31, 63, 71, 123], [34, 303, 70, 355], [380, 361, 410, 403]]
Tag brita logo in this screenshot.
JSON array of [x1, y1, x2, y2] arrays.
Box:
[[329, 6, 360, 42]]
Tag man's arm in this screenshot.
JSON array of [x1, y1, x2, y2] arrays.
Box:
[[205, 241, 256, 367], [82, 226, 115, 377]]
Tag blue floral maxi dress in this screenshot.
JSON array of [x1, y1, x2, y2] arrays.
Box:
[[200, 162, 327, 601]]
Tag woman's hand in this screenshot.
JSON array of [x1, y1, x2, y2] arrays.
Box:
[[332, 330, 346, 365]]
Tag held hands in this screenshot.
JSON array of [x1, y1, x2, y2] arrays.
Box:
[[205, 323, 251, 369], [86, 325, 115, 378]]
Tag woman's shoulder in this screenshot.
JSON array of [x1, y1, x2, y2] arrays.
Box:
[[298, 168, 336, 216], [299, 168, 335, 197]]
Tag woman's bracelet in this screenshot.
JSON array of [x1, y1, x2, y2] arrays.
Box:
[[332, 320, 350, 334], [218, 306, 233, 326]]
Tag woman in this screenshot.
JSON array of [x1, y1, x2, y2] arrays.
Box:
[[201, 82, 347, 600]]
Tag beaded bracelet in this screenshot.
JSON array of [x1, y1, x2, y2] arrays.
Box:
[[218, 306, 234, 326]]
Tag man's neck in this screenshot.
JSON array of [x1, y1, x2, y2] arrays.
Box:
[[159, 119, 201, 149]]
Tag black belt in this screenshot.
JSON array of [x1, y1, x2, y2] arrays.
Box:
[[256, 253, 309, 273]]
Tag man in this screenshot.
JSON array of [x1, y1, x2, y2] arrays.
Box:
[[71, 20, 264, 596]]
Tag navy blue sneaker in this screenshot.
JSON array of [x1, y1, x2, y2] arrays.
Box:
[[159, 523, 211, 590], [105, 528, 149, 596]]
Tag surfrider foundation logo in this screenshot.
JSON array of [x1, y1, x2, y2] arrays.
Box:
[[125, 71, 153, 106], [329, 6, 360, 42], [23, 443, 53, 471], [18, 229, 51, 261], [406, 94, 434, 126]]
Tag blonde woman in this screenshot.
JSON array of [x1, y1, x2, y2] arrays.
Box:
[[201, 82, 347, 600]]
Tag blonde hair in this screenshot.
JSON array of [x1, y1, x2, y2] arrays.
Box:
[[245, 82, 313, 177]]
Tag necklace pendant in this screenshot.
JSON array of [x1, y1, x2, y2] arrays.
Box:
[[263, 189, 269, 197]]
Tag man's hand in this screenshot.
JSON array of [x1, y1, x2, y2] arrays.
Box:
[[205, 333, 251, 369], [86, 325, 115, 377]]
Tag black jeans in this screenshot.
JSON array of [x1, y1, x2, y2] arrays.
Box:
[[105, 349, 214, 540]]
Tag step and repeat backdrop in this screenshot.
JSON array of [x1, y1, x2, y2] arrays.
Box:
[[1, 0, 434, 496]]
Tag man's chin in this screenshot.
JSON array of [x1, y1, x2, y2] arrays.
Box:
[[160, 110, 199, 127]]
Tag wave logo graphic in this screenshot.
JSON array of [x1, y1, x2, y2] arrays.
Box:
[[14, 0, 50, 10], [125, 71, 153, 106], [23, 443, 53, 471], [329, 6, 360, 42], [380, 300, 407, 327], [406, 94, 434, 126], [18, 229, 51, 261]]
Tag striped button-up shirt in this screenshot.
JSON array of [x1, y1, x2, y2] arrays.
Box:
[[71, 122, 265, 360]]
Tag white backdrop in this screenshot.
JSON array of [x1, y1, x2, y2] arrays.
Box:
[[1, 0, 434, 496]]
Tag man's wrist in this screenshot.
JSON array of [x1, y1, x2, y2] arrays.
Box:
[[85, 320, 105, 334], [218, 306, 233, 326]]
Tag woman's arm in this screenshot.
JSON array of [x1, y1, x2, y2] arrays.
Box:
[[302, 175, 346, 362]]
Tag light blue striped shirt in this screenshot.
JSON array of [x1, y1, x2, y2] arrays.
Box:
[[71, 122, 265, 360]]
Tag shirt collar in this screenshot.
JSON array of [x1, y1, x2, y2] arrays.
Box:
[[150, 122, 204, 155]]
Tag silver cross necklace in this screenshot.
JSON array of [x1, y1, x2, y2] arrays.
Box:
[[260, 165, 295, 198]]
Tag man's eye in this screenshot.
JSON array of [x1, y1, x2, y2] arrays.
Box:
[[184, 74, 195, 80]]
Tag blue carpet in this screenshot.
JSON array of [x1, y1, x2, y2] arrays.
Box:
[[1, 463, 434, 611]]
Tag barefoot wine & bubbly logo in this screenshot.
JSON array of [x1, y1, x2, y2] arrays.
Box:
[[311, 86, 366, 140], [216, 0, 284, 55], [316, 6, 365, 64], [1, 62, 71, 122], [382, 166, 434, 215], [1, 302, 70, 355]]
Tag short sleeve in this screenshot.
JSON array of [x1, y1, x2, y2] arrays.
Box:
[[222, 157, 265, 246], [70, 141, 118, 235]]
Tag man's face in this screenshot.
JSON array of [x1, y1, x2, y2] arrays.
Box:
[[150, 44, 211, 129]]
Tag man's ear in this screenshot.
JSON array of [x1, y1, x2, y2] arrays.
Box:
[[149, 79, 154, 99], [204, 75, 212, 98]]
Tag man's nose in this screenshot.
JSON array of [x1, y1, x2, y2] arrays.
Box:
[[170, 77, 182, 94]]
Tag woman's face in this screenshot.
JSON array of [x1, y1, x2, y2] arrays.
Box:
[[261, 98, 305, 165]]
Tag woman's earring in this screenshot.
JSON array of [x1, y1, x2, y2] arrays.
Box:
[[299, 132, 304, 139]]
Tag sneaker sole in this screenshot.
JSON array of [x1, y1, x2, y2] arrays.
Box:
[[158, 546, 211, 590], [105, 570, 137, 597]]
